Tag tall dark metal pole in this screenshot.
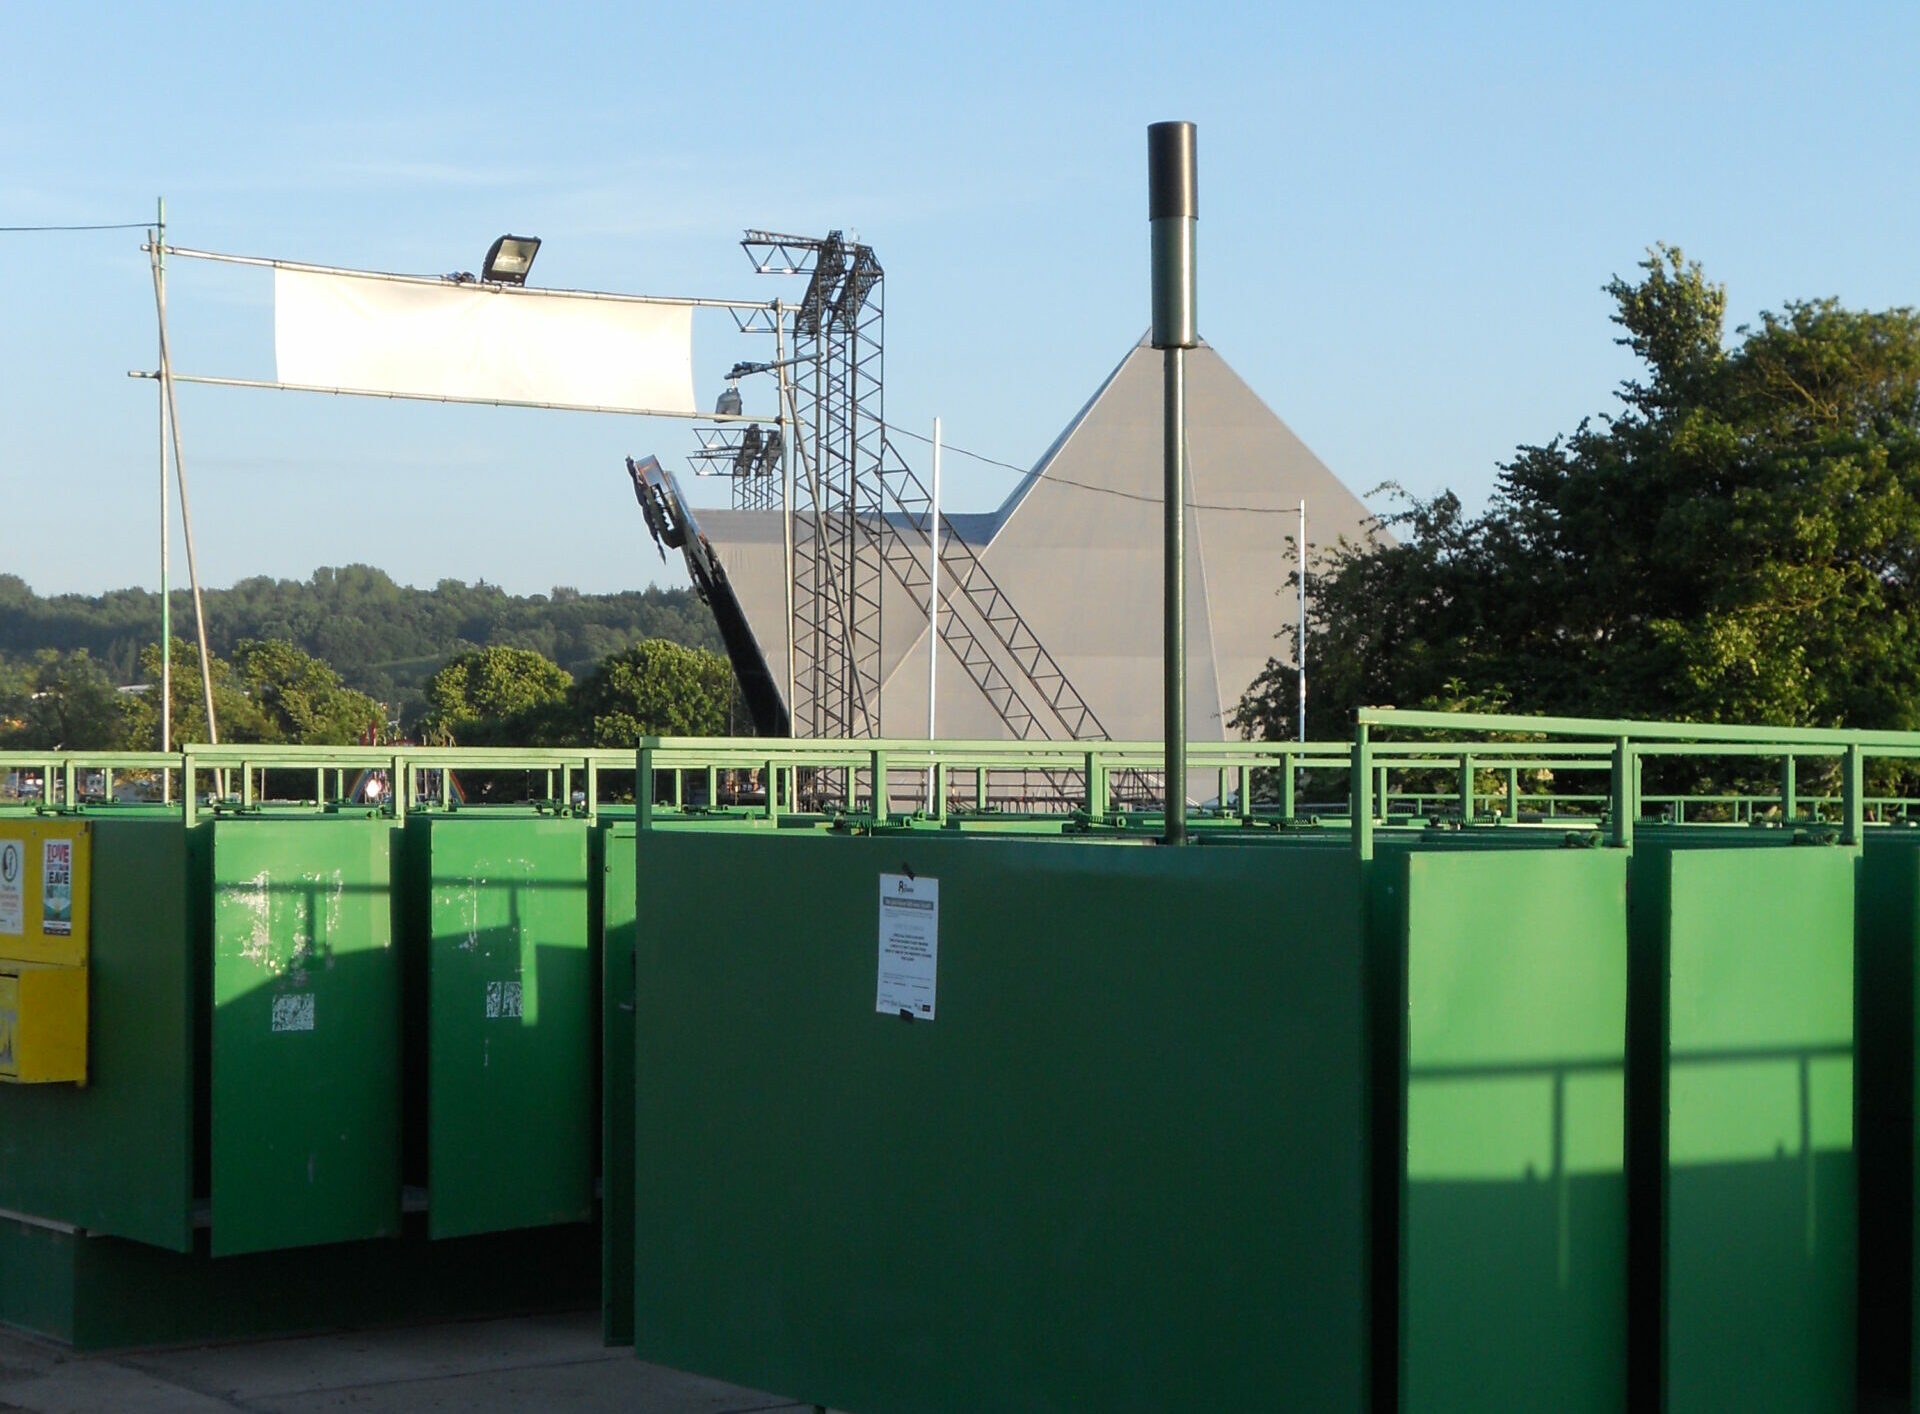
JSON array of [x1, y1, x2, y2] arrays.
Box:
[[1149, 121, 1197, 844]]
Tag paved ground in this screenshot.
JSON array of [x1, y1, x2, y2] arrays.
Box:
[[0, 1310, 832, 1414]]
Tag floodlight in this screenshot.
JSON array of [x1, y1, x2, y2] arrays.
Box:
[[481, 234, 541, 285], [733, 424, 764, 477], [715, 382, 744, 417]]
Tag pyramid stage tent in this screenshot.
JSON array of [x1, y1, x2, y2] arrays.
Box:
[[690, 335, 1378, 742]]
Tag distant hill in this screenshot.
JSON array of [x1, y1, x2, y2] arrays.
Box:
[[0, 567, 721, 722]]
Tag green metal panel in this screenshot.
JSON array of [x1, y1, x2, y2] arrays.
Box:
[[0, 1216, 80, 1342], [419, 815, 592, 1239], [1629, 845, 1857, 1413], [1383, 848, 1629, 1414], [209, 817, 401, 1256], [599, 822, 636, 1346], [1855, 833, 1920, 1407], [634, 832, 1369, 1412], [0, 818, 195, 1251], [0, 1213, 598, 1352]]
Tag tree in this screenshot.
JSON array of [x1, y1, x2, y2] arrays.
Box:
[[1235, 246, 1920, 744], [568, 640, 736, 745], [119, 639, 274, 747], [0, 650, 125, 750], [416, 646, 572, 745], [231, 639, 382, 745]]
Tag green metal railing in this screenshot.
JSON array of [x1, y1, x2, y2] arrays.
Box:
[[1351, 707, 1920, 855], [13, 710, 1920, 850]]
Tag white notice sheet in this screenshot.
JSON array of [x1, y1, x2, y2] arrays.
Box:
[[876, 873, 938, 1020]]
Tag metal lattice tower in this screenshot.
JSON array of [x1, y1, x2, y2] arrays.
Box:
[[739, 230, 883, 738], [688, 421, 783, 510], [737, 228, 1106, 745]]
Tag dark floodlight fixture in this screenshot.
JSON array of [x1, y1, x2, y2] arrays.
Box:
[[834, 247, 881, 323], [732, 424, 764, 477], [481, 234, 541, 285], [715, 382, 744, 417]]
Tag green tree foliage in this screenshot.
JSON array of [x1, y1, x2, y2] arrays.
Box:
[[115, 638, 385, 747], [0, 650, 125, 750], [569, 640, 736, 745], [417, 646, 573, 745], [0, 568, 719, 722], [230, 640, 382, 745], [412, 640, 735, 746], [1235, 246, 1920, 740], [119, 639, 274, 747]]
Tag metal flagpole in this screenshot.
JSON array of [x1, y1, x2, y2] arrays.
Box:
[[925, 417, 942, 806], [153, 198, 172, 802], [1298, 499, 1307, 743], [149, 233, 220, 749]]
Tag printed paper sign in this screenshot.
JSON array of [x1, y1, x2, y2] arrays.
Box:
[[41, 840, 72, 937], [877, 873, 938, 1020], [485, 981, 523, 1019], [0, 840, 21, 937]]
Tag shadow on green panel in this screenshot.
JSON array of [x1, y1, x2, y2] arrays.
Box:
[[1629, 846, 1857, 1414], [597, 822, 637, 1347], [0, 1213, 597, 1351], [1855, 835, 1920, 1409], [414, 817, 593, 1241], [1406, 1170, 1626, 1412], [208, 819, 401, 1257], [1666, 1149, 1856, 1412], [635, 833, 1370, 1414], [1383, 848, 1629, 1414]]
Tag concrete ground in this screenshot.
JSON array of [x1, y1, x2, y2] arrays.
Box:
[[0, 1310, 833, 1414]]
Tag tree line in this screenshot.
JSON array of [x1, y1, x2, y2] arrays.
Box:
[[0, 635, 738, 753], [0, 566, 721, 725]]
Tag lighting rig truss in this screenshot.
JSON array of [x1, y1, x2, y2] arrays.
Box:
[[740, 229, 886, 740], [737, 229, 1108, 745], [688, 418, 784, 511]]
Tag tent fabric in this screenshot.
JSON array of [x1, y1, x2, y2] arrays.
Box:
[[695, 335, 1379, 741]]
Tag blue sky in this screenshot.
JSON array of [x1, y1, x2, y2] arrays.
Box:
[[4, 2, 1916, 597]]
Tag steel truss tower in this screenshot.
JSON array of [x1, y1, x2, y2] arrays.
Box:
[[730, 228, 1106, 744]]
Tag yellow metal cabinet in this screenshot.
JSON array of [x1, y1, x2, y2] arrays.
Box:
[[0, 820, 90, 1083], [0, 963, 88, 1083]]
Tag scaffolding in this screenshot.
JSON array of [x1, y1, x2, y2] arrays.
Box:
[[705, 228, 1107, 745]]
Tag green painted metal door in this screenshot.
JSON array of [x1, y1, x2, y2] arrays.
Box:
[[599, 822, 636, 1345], [209, 817, 401, 1256], [1385, 846, 1629, 1414], [1631, 844, 1857, 1413], [420, 815, 592, 1239], [1857, 833, 1920, 1408], [634, 832, 1370, 1413]]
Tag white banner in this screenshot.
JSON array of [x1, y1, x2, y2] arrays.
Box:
[[273, 268, 696, 415]]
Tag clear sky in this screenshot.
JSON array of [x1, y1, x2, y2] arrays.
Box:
[[4, 2, 1916, 598]]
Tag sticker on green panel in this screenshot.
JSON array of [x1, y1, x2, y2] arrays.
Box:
[[877, 872, 938, 1019]]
